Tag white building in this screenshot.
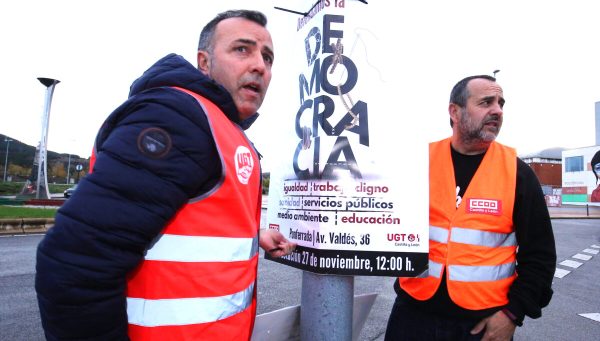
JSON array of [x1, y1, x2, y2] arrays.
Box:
[[562, 146, 600, 202], [561, 102, 600, 203]]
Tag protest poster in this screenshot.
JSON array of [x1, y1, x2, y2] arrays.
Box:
[[266, 1, 429, 277]]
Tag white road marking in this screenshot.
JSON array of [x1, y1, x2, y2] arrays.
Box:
[[559, 260, 583, 268], [573, 253, 592, 261], [0, 234, 44, 238], [591, 245, 600, 249], [554, 268, 570, 278], [578, 313, 600, 323], [583, 248, 599, 255]]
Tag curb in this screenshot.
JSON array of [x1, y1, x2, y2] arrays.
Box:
[[0, 218, 54, 235], [550, 216, 600, 219]]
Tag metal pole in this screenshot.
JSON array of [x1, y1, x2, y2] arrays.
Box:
[[300, 272, 354, 340], [66, 153, 71, 184], [36, 77, 60, 199], [3, 138, 12, 182], [587, 204, 590, 217]]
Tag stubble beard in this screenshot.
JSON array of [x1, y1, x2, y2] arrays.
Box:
[[458, 108, 501, 146]]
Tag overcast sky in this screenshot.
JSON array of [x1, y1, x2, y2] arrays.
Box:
[[1, 0, 599, 171]]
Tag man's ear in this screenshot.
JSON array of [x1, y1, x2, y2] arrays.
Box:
[[448, 103, 459, 127], [197, 50, 210, 74]]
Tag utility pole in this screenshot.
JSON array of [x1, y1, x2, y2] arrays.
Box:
[[66, 153, 71, 184], [3, 138, 12, 182]]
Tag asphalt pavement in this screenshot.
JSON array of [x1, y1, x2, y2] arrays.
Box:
[[257, 215, 600, 340], [1, 214, 599, 340]]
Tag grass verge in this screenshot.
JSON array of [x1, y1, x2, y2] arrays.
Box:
[[0, 206, 58, 219]]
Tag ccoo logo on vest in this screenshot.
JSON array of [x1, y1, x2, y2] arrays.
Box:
[[235, 146, 254, 185], [466, 198, 502, 216]]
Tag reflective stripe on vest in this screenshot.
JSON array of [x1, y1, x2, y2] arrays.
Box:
[[127, 282, 255, 327], [429, 225, 449, 243], [144, 234, 259, 262], [450, 227, 516, 248], [448, 263, 515, 282], [428, 260, 443, 278], [431, 225, 516, 248]]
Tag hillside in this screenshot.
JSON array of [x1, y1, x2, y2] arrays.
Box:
[[0, 133, 88, 182]]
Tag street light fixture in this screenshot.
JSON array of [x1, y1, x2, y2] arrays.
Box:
[[3, 138, 13, 182], [493, 69, 500, 78]]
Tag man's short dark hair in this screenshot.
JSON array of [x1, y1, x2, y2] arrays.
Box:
[[449, 75, 497, 127], [198, 10, 267, 52], [450, 75, 497, 107]]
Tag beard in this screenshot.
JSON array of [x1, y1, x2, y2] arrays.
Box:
[[457, 108, 502, 144]]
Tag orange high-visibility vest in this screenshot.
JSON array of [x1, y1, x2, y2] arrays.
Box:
[[126, 87, 262, 340], [400, 138, 517, 310]]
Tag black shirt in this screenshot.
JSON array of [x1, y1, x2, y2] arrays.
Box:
[[395, 145, 556, 325]]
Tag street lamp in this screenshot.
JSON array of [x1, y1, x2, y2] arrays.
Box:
[[36, 77, 60, 199], [493, 69, 500, 78], [3, 138, 13, 182], [66, 139, 76, 184], [66, 153, 72, 184]]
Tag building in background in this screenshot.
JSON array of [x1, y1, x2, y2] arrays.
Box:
[[521, 147, 564, 194], [562, 146, 600, 202], [561, 101, 600, 203]]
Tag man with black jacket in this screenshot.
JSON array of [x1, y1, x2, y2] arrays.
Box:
[[385, 75, 556, 341], [35, 9, 295, 341]]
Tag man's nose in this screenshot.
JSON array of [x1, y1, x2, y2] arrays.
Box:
[[250, 53, 267, 75], [492, 102, 504, 115]]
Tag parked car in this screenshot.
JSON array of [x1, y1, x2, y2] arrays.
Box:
[[64, 185, 78, 198]]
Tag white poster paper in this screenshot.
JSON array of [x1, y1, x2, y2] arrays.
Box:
[[266, 1, 429, 277]]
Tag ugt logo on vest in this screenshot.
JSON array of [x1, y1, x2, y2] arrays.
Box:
[[235, 146, 254, 185], [466, 198, 502, 216]]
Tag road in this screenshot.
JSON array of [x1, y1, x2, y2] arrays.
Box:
[[1, 218, 599, 340]]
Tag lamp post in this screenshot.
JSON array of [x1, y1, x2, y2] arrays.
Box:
[[66, 153, 72, 184], [493, 69, 501, 78], [66, 139, 76, 184], [36, 77, 60, 199], [3, 138, 12, 182]]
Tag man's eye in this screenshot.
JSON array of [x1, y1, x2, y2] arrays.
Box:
[[235, 46, 248, 53], [263, 54, 273, 65]]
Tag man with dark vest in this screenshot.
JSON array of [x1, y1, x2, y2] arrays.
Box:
[[385, 75, 556, 341], [35, 9, 295, 341]]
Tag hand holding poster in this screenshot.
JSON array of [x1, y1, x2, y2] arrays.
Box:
[[266, 1, 429, 277]]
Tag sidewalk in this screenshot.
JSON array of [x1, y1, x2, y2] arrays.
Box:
[[547, 204, 600, 218]]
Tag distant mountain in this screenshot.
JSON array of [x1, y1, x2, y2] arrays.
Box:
[[0, 133, 85, 168]]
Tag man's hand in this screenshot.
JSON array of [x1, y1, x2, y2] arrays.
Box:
[[470, 310, 516, 341], [259, 229, 296, 258]]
